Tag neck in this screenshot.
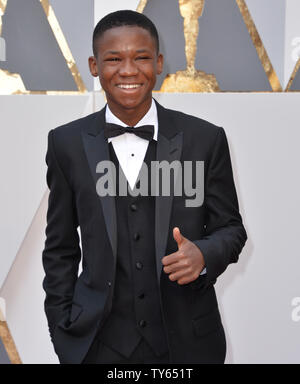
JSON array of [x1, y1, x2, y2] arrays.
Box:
[[107, 98, 152, 127]]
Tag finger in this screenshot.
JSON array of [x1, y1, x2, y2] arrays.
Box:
[[162, 251, 181, 266], [178, 270, 200, 285], [169, 268, 191, 282], [173, 227, 184, 248], [163, 261, 185, 274], [177, 273, 199, 285]]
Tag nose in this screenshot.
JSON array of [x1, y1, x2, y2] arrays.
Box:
[[118, 58, 138, 77]]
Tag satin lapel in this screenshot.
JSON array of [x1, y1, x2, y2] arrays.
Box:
[[81, 109, 117, 261], [154, 101, 183, 285]]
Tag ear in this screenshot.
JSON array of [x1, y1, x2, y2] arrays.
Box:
[[88, 56, 98, 77], [156, 53, 164, 75]]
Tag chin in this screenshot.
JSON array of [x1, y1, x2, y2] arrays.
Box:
[[117, 98, 145, 110]]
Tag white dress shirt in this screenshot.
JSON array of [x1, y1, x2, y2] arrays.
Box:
[[105, 99, 206, 276], [105, 98, 158, 191]]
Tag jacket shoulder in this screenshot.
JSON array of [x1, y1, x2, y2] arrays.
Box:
[[51, 111, 99, 139], [161, 105, 223, 138]]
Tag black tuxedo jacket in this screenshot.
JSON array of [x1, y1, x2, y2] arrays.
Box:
[[42, 99, 247, 364]]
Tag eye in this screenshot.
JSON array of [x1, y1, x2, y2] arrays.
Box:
[[105, 57, 121, 62], [136, 56, 151, 60]]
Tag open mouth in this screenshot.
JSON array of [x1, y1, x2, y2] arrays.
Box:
[[116, 84, 143, 89]]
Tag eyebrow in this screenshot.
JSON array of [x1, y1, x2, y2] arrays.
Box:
[[136, 49, 150, 53], [104, 49, 151, 55], [105, 50, 120, 55]]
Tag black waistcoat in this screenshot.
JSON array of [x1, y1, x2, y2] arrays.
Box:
[[97, 140, 169, 358]]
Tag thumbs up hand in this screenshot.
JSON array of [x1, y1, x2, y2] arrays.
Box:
[[173, 226, 185, 247], [162, 227, 205, 285]]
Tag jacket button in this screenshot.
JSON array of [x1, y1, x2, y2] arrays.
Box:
[[130, 203, 137, 212], [136, 261, 143, 270], [139, 320, 147, 328], [138, 293, 145, 299], [133, 233, 140, 241]]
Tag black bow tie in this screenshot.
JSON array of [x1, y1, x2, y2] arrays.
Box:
[[104, 123, 154, 141]]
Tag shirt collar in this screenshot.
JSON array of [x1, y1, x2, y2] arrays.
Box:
[[105, 98, 158, 142]]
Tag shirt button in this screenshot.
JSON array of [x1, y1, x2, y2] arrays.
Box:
[[139, 320, 147, 328], [133, 233, 140, 241], [136, 261, 143, 270], [131, 153, 134, 157], [130, 203, 137, 212]]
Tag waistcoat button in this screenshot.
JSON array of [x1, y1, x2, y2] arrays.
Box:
[[139, 320, 147, 328], [130, 203, 137, 212], [136, 261, 143, 270]]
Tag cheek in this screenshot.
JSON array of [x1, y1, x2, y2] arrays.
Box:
[[99, 65, 118, 82], [140, 65, 157, 81]]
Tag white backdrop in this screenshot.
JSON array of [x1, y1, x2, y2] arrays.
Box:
[[1, 92, 300, 364]]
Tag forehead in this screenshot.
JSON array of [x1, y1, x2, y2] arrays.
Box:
[[96, 25, 156, 53]]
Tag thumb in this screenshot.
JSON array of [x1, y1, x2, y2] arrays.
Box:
[[173, 227, 184, 248]]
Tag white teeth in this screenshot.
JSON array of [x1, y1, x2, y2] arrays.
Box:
[[117, 84, 141, 89]]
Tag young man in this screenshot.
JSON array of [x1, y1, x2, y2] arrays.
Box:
[[42, 10, 247, 364]]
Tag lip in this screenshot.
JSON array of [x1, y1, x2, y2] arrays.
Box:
[[115, 83, 143, 91]]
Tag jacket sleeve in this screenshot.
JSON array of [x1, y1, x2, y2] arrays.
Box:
[[193, 127, 247, 286], [42, 129, 81, 341]]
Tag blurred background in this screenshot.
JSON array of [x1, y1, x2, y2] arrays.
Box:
[[0, 0, 299, 364]]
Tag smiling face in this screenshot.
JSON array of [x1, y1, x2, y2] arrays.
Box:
[[89, 25, 163, 126]]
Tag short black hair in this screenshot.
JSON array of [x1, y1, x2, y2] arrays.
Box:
[[92, 10, 159, 57]]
